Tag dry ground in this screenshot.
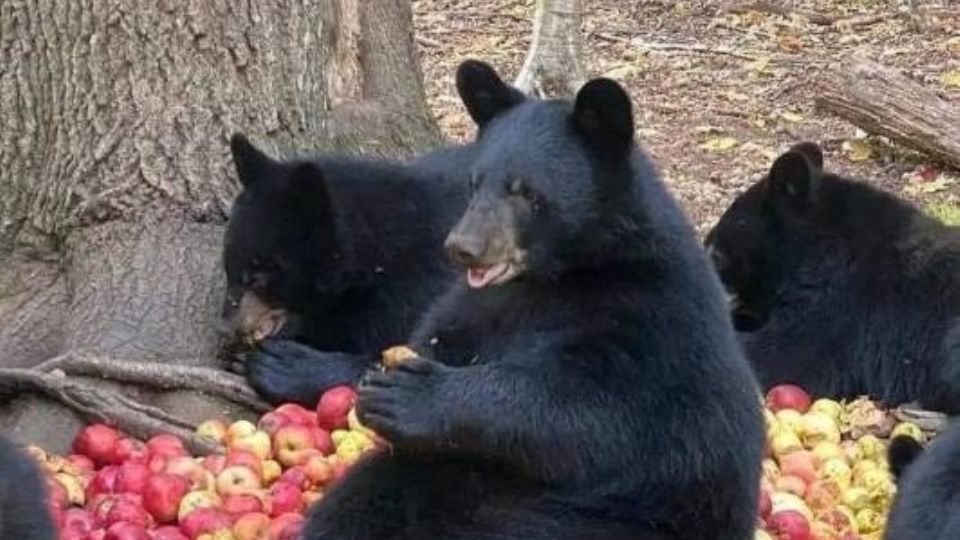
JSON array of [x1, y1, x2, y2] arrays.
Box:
[[412, 0, 960, 231]]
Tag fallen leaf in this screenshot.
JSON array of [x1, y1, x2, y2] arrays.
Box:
[[777, 34, 803, 52], [700, 136, 739, 153], [842, 139, 873, 162], [779, 111, 804, 123], [603, 64, 644, 79], [945, 37, 960, 55], [940, 70, 960, 89]]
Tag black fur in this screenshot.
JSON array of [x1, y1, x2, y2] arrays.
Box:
[[223, 135, 470, 405], [0, 435, 55, 540], [886, 422, 960, 540], [303, 61, 763, 540], [705, 143, 960, 412]]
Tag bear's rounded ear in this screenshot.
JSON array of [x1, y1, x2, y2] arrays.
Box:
[[788, 141, 824, 171], [456, 60, 525, 128], [231, 133, 276, 188], [288, 161, 334, 217], [571, 78, 634, 156], [768, 147, 820, 212]]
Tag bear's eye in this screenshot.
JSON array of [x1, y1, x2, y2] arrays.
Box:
[[507, 177, 538, 206]]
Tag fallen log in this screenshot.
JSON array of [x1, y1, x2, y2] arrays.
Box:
[[815, 58, 960, 170]]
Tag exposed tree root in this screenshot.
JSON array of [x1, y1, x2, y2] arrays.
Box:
[[37, 353, 270, 412], [0, 367, 222, 454], [0, 352, 272, 455]]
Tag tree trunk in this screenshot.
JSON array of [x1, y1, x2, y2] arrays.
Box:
[[815, 59, 960, 170], [513, 0, 586, 98], [0, 0, 439, 452]]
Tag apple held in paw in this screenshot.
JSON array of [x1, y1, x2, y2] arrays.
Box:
[[765, 385, 812, 414], [381, 345, 419, 369], [316, 386, 357, 431]]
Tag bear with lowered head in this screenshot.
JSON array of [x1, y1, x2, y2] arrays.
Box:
[[705, 143, 960, 412], [221, 136, 469, 405], [302, 60, 763, 540]]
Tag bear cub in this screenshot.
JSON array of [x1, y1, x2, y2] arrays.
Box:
[[221, 136, 468, 405], [706, 143, 960, 413], [302, 60, 763, 540]]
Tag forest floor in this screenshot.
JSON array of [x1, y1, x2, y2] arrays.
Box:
[[411, 0, 960, 232]]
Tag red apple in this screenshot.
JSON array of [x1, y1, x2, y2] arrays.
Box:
[[303, 455, 334, 486], [258, 411, 294, 436], [147, 454, 168, 474], [104, 498, 153, 529], [225, 449, 264, 478], [164, 457, 209, 488], [216, 465, 262, 497], [758, 489, 772, 520], [267, 482, 303, 517], [142, 473, 191, 524], [178, 508, 232, 539], [152, 526, 190, 540], [86, 465, 120, 500], [266, 513, 305, 540], [147, 434, 188, 459], [232, 512, 271, 540], [47, 477, 69, 510], [765, 385, 812, 413], [115, 462, 152, 494], [768, 509, 812, 540], [275, 404, 318, 427], [73, 424, 121, 467], [113, 438, 149, 464], [223, 493, 265, 516], [65, 454, 96, 473], [277, 467, 308, 491], [87, 530, 108, 540], [316, 386, 356, 430], [779, 451, 817, 484], [104, 521, 150, 540], [273, 425, 318, 467], [201, 455, 227, 476], [62, 508, 96, 538], [312, 428, 334, 456]]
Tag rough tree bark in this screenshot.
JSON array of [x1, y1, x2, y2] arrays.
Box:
[[0, 0, 440, 452], [514, 0, 586, 98], [815, 59, 960, 170]]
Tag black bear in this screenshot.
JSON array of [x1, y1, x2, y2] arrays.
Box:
[[885, 425, 960, 539], [302, 61, 764, 540], [705, 143, 960, 413], [0, 435, 55, 540], [221, 136, 470, 405]]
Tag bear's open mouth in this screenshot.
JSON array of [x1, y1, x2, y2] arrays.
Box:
[[466, 262, 521, 289]]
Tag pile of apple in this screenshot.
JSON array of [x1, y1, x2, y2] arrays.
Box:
[[755, 384, 927, 540], [32, 385, 383, 540]]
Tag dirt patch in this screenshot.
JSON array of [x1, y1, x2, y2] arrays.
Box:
[[412, 0, 960, 232]]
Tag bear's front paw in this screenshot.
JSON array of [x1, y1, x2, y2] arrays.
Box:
[[357, 359, 451, 446], [247, 339, 367, 406]]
